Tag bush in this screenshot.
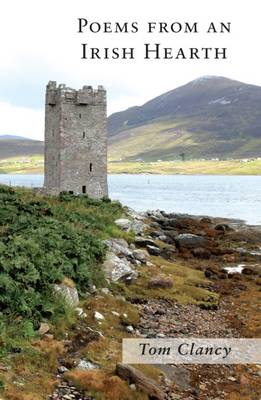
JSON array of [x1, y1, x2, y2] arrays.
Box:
[[0, 185, 124, 323]]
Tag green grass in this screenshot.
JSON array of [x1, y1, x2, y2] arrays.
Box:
[[0, 185, 128, 352], [1, 155, 261, 175], [109, 159, 261, 175], [0, 155, 43, 174], [108, 115, 261, 162]]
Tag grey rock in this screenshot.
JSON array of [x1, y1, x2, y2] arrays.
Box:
[[53, 283, 79, 307], [150, 231, 163, 238], [129, 383, 137, 391], [175, 234, 208, 249], [135, 237, 158, 247], [148, 277, 173, 289], [77, 359, 99, 370], [90, 285, 97, 294], [215, 223, 233, 232], [102, 252, 138, 282], [38, 322, 50, 336], [75, 307, 87, 318], [147, 245, 161, 256], [104, 238, 132, 257], [132, 221, 146, 235], [58, 366, 68, 373], [115, 218, 132, 231], [111, 310, 120, 316], [192, 247, 211, 259], [147, 209, 164, 219], [158, 235, 168, 242], [157, 333, 166, 338], [94, 311, 105, 320], [126, 325, 135, 333], [100, 287, 110, 295], [133, 249, 150, 263]]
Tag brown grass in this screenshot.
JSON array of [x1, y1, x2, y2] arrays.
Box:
[[65, 370, 148, 400]]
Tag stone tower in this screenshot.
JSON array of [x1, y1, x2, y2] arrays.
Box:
[[44, 81, 108, 198]]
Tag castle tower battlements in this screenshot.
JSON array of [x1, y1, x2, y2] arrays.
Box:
[[46, 81, 106, 107], [44, 81, 108, 198]]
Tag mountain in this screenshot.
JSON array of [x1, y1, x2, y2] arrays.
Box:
[[0, 135, 44, 159], [108, 76, 261, 161], [0, 135, 29, 140]]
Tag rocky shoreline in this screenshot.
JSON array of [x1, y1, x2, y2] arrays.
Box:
[[49, 208, 261, 400]]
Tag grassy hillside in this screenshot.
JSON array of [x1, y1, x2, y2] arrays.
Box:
[[108, 118, 261, 162], [109, 159, 261, 175], [0, 185, 130, 396], [0, 155, 43, 174], [0, 185, 126, 323], [1, 156, 261, 175], [0, 185, 222, 400], [0, 137, 43, 159], [108, 76, 261, 161]]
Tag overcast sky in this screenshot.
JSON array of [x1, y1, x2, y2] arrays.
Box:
[[0, 0, 260, 140]]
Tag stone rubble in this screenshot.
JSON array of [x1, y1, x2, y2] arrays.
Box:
[[49, 209, 261, 400], [48, 381, 95, 400]]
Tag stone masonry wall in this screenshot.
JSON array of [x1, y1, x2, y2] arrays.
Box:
[[44, 81, 108, 198]]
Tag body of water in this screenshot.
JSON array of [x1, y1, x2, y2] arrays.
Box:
[[0, 174, 260, 225]]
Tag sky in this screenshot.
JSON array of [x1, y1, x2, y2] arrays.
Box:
[[0, 0, 260, 140]]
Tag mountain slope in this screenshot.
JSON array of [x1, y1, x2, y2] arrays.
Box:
[[0, 136, 44, 159], [108, 76, 261, 161]]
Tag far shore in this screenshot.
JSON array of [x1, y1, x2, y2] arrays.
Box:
[[0, 156, 261, 175]]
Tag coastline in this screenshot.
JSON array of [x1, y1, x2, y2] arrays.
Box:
[[0, 157, 261, 175], [0, 185, 260, 399]]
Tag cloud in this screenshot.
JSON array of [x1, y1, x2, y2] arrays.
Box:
[[0, 0, 261, 138], [0, 102, 44, 140]]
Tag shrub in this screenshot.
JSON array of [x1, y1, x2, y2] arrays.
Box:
[[0, 185, 124, 324]]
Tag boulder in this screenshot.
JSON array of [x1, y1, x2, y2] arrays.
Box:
[[102, 252, 138, 282], [160, 247, 176, 261], [104, 238, 132, 258], [192, 247, 211, 259], [150, 231, 163, 238], [77, 359, 99, 370], [133, 249, 150, 263], [200, 217, 212, 224], [147, 210, 164, 219], [215, 224, 233, 233], [100, 287, 111, 295], [53, 281, 79, 307], [242, 267, 257, 276], [175, 234, 209, 249], [148, 277, 173, 289], [158, 235, 168, 242], [116, 363, 165, 400], [146, 245, 161, 256], [135, 237, 157, 247], [38, 322, 50, 336], [132, 221, 146, 235], [115, 218, 132, 231]]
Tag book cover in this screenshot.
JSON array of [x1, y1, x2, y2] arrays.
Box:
[[0, 1, 260, 399]]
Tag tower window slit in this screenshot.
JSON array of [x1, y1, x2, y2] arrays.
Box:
[[82, 185, 86, 194], [89, 163, 93, 172], [79, 113, 81, 119], [83, 131, 86, 138]]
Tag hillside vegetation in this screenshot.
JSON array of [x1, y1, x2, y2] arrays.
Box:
[[0, 185, 127, 349], [1, 156, 261, 175], [108, 159, 261, 175], [0, 137, 43, 159], [108, 76, 261, 161], [1, 77, 261, 164]]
